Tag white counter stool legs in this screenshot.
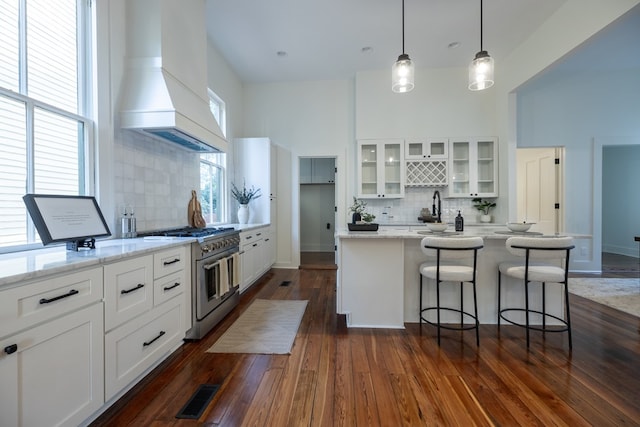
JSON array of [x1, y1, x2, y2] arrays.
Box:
[[419, 236, 484, 346], [497, 236, 575, 349]]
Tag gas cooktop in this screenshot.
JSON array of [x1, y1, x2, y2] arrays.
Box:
[[139, 226, 236, 238]]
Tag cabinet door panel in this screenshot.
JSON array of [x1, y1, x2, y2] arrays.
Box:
[[357, 139, 404, 198], [0, 304, 103, 427]]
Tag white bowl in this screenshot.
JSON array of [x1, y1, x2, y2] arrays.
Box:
[[427, 222, 448, 232], [506, 222, 533, 232]]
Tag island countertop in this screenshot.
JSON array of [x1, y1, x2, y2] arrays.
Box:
[[336, 224, 590, 240], [335, 224, 589, 329]]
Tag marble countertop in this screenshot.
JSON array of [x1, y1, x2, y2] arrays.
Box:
[[336, 224, 591, 240], [0, 237, 195, 288], [0, 222, 273, 289]]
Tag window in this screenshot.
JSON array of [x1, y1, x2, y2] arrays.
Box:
[[200, 89, 227, 224], [0, 0, 94, 251]]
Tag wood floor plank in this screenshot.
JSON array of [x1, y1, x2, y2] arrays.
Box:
[[89, 268, 640, 427]]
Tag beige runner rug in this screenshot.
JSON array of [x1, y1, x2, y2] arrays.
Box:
[[206, 299, 308, 354], [569, 277, 640, 318]]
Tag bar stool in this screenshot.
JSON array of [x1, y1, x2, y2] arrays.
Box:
[[419, 236, 484, 346], [498, 236, 575, 349]]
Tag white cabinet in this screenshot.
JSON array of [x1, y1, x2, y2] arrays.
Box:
[[263, 231, 276, 269], [448, 137, 498, 198], [104, 246, 187, 401], [239, 226, 274, 293], [300, 158, 335, 184], [357, 139, 405, 198], [0, 268, 104, 427], [234, 137, 272, 224], [405, 137, 448, 160]]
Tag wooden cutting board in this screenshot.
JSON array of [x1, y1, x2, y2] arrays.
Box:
[[188, 190, 207, 228]]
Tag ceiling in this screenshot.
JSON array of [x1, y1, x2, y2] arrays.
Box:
[[205, 1, 640, 86], [205, 0, 568, 84]]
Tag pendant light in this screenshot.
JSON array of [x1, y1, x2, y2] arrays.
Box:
[[468, 0, 494, 91], [392, 0, 414, 93]]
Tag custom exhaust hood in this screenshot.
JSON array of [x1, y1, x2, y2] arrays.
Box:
[[119, 0, 228, 153]]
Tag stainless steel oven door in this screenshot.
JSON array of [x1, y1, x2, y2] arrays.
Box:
[[195, 247, 239, 321]]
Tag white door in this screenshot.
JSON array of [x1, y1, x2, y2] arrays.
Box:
[[516, 147, 563, 234]]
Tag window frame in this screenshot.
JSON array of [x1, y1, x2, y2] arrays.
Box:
[[0, 0, 95, 253]]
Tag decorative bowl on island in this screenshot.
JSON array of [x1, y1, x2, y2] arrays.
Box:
[[506, 222, 534, 232], [427, 222, 448, 232]]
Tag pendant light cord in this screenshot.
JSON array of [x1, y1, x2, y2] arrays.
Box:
[[479, 0, 484, 51], [402, 0, 406, 54]]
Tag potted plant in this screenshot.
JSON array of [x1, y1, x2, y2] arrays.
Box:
[[348, 197, 376, 224], [472, 198, 496, 223], [231, 180, 262, 224]]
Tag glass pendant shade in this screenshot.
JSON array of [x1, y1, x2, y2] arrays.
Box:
[[468, 50, 494, 91], [392, 53, 414, 93]]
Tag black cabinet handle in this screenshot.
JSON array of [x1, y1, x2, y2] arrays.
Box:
[[121, 283, 144, 295], [163, 282, 180, 291], [4, 344, 17, 355], [39, 289, 79, 304], [143, 331, 165, 347], [163, 258, 180, 266]]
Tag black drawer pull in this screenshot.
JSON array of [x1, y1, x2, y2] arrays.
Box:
[[163, 282, 180, 291], [163, 258, 180, 266], [143, 330, 165, 347], [121, 283, 144, 295], [39, 289, 79, 304], [4, 344, 17, 355]]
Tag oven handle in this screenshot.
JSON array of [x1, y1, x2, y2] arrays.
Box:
[[203, 260, 220, 271]]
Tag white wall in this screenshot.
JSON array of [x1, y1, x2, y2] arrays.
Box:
[[516, 69, 640, 268], [242, 80, 353, 267]]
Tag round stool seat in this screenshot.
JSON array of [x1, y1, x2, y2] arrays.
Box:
[[498, 261, 565, 283], [420, 263, 475, 282]]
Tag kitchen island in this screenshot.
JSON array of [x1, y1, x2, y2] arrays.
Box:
[[336, 225, 589, 328]]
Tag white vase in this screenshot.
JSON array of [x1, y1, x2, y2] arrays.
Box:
[[480, 214, 492, 223], [237, 204, 249, 224]]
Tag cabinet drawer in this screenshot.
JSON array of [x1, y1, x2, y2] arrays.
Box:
[[154, 270, 185, 307], [0, 267, 103, 339], [104, 255, 154, 331], [104, 298, 184, 400], [153, 246, 186, 279]]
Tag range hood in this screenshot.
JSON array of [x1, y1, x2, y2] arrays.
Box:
[[119, 0, 228, 153]]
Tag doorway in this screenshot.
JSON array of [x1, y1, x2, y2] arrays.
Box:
[[299, 157, 337, 269]]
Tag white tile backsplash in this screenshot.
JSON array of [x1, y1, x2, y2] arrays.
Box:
[[362, 187, 479, 224], [113, 130, 200, 234]]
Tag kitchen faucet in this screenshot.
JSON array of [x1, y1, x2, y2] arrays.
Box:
[[432, 190, 442, 223]]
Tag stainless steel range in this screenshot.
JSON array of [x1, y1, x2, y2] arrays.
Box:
[[140, 226, 240, 339]]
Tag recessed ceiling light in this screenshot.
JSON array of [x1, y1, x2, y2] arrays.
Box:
[[448, 41, 461, 49], [276, 51, 287, 57], [361, 46, 373, 53]]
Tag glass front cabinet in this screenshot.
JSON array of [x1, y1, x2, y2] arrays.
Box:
[[449, 137, 498, 197], [405, 137, 448, 160], [357, 139, 405, 198]]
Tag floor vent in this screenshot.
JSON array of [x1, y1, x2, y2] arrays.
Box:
[[175, 384, 220, 419], [280, 280, 291, 286]]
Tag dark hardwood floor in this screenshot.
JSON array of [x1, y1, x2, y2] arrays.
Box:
[[91, 263, 640, 426]]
